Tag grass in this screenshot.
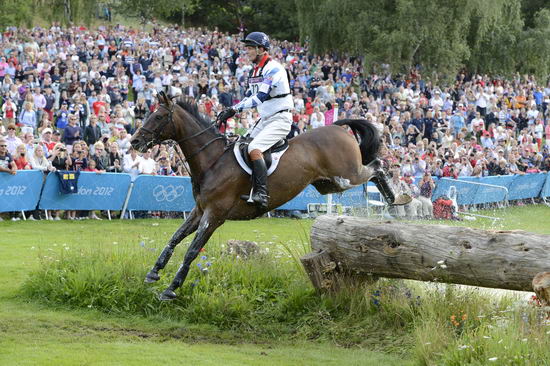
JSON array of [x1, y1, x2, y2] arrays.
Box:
[[1, 205, 550, 365], [0, 218, 410, 366]]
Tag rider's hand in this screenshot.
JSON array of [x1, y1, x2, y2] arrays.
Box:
[[217, 108, 236, 124]]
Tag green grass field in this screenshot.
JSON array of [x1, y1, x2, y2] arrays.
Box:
[[1, 205, 550, 365]]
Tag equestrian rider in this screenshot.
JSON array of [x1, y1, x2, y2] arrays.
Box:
[[218, 32, 294, 209]]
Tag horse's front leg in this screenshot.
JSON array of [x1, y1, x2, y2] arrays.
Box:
[[145, 207, 202, 283], [160, 212, 224, 301]]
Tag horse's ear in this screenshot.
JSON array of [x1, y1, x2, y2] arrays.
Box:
[[158, 91, 172, 106]]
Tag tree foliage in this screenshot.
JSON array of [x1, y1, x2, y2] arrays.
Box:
[[296, 0, 550, 79]]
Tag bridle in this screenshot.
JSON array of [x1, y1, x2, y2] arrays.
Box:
[[139, 102, 225, 162]]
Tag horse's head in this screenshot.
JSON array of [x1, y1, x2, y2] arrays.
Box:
[[130, 91, 175, 153]]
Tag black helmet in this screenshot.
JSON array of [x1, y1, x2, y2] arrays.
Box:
[[241, 32, 270, 50]]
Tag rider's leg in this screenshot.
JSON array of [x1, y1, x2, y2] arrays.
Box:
[[241, 149, 269, 208]]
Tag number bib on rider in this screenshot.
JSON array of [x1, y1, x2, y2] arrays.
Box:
[[248, 76, 263, 95]]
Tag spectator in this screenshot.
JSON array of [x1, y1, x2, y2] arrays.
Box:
[[63, 114, 82, 152], [13, 144, 31, 170], [29, 145, 54, 172], [139, 149, 157, 175], [0, 137, 16, 175], [91, 141, 109, 171], [418, 172, 435, 219]]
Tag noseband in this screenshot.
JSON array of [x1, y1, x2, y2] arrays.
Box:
[[139, 103, 225, 161]]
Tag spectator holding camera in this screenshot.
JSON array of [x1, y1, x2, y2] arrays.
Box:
[[49, 143, 72, 171], [13, 144, 31, 170]]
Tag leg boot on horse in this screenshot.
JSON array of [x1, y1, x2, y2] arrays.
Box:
[[371, 168, 412, 206]]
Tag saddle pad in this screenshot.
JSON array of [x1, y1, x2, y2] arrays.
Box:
[[233, 142, 289, 176]]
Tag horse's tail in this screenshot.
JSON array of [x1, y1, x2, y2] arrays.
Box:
[[333, 119, 380, 165]]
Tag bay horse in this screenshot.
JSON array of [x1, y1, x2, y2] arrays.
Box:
[[130, 93, 406, 300]]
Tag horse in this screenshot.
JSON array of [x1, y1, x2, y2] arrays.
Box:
[[130, 93, 403, 300]]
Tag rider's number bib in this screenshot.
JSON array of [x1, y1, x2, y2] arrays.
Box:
[[248, 76, 263, 95]]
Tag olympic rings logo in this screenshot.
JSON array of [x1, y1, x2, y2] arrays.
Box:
[[152, 184, 185, 202]]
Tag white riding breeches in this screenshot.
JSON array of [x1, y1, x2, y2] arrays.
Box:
[[248, 111, 292, 153]]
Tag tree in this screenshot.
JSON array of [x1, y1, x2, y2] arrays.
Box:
[[113, 0, 198, 24], [296, 0, 550, 80]]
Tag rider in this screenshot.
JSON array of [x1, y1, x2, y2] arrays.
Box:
[[218, 31, 294, 209]]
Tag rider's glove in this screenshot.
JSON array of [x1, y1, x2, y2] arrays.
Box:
[[217, 108, 236, 124]]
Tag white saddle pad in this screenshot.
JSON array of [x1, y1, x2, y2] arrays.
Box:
[[233, 142, 289, 176]]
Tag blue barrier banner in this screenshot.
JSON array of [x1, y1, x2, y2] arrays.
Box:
[[39, 172, 131, 210], [508, 173, 547, 200], [127, 175, 194, 212], [432, 178, 479, 205], [333, 185, 368, 206], [541, 173, 550, 198], [0, 170, 44, 212], [276, 185, 325, 210], [459, 175, 514, 205]]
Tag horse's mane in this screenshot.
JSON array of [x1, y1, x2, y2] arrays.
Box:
[[175, 97, 223, 136]]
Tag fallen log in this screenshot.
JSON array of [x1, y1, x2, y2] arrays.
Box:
[[301, 215, 550, 294]]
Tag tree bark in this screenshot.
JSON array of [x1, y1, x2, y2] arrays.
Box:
[[306, 216, 550, 292]]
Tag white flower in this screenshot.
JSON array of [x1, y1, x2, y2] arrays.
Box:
[[488, 357, 498, 362], [483, 336, 491, 339], [152, 223, 159, 226], [440, 264, 447, 269], [437, 260, 445, 265]]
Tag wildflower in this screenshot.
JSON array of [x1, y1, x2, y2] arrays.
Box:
[[197, 262, 203, 269], [201, 255, 207, 260], [437, 260, 445, 265], [152, 223, 159, 226], [440, 264, 447, 269], [112, 241, 118, 245], [206, 262, 211, 267], [201, 268, 209, 274], [462, 313, 468, 321], [488, 357, 498, 362], [483, 336, 491, 339]]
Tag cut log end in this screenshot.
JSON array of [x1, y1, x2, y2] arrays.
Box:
[[533, 272, 550, 306]]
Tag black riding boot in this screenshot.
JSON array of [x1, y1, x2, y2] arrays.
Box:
[[371, 171, 411, 206], [241, 158, 269, 209]]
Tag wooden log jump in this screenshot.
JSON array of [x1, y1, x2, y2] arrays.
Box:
[[300, 216, 550, 302]]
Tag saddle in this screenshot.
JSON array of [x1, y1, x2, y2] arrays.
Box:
[[233, 137, 289, 176]]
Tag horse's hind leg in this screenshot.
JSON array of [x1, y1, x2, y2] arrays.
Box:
[[160, 212, 223, 300], [331, 159, 382, 189], [144, 207, 202, 283]]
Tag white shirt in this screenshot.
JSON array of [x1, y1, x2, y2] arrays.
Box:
[[139, 157, 156, 174]]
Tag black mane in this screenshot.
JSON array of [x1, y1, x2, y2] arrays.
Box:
[[175, 97, 222, 135]]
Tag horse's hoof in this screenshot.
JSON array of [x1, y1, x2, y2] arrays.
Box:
[[144, 271, 160, 283], [159, 289, 177, 301], [392, 194, 412, 206]]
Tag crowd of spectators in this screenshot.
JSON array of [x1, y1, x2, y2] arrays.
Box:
[[1, 22, 550, 220]]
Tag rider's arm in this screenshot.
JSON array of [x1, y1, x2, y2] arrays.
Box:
[[232, 67, 281, 112]]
